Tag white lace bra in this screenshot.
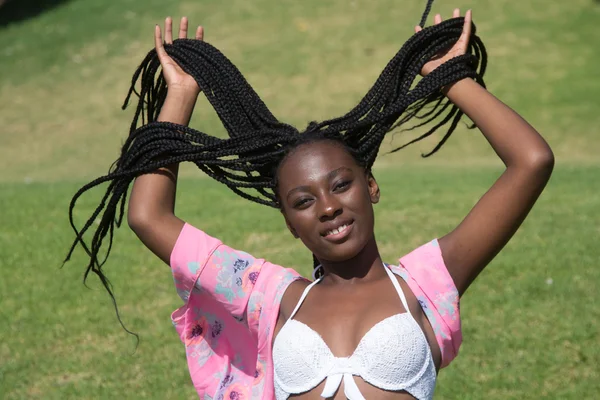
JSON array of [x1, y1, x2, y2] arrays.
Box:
[[272, 265, 436, 400]]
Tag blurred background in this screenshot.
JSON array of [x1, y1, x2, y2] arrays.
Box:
[[1, 0, 598, 398]]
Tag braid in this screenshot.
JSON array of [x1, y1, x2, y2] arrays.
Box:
[[65, 1, 487, 328], [312, 254, 324, 280], [419, 0, 435, 28]]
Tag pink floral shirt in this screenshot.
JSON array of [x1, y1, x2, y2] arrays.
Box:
[[170, 223, 461, 399]]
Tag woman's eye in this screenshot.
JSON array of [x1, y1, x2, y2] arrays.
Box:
[[334, 181, 351, 191], [294, 198, 312, 208]]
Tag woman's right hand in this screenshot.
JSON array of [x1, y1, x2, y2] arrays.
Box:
[[415, 9, 472, 77], [154, 17, 204, 97]]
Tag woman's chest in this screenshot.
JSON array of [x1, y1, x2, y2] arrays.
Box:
[[274, 276, 442, 369]]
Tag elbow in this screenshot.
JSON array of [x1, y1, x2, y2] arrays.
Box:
[[127, 206, 152, 234], [529, 147, 555, 174], [518, 146, 555, 176]]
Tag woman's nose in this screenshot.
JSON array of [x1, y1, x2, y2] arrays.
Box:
[[318, 194, 342, 222]]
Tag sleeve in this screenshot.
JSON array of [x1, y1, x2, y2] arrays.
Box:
[[399, 239, 461, 368], [170, 223, 223, 304], [170, 222, 270, 320], [170, 223, 280, 396]]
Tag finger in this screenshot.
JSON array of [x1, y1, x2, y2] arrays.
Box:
[[455, 9, 472, 50], [434, 13, 442, 24], [178, 17, 188, 39], [414, 25, 423, 33], [196, 26, 204, 41], [453, 8, 460, 18], [154, 25, 168, 61], [462, 9, 472, 37], [164, 17, 173, 44]]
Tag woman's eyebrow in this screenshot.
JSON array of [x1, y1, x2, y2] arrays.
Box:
[[286, 167, 353, 200], [326, 166, 353, 181]]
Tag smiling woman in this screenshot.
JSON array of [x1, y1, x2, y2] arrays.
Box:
[[65, 1, 553, 399], [276, 139, 380, 273]]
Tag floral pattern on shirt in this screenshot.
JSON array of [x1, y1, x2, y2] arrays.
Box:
[[213, 249, 258, 303], [170, 224, 460, 398]]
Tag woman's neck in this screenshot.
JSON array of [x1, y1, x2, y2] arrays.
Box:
[[319, 237, 386, 286]]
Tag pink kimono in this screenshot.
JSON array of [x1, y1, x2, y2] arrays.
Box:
[[170, 223, 461, 399]]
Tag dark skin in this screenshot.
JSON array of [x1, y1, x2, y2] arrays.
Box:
[[128, 10, 554, 400], [275, 141, 443, 399]]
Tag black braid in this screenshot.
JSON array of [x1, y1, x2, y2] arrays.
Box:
[[65, 1, 487, 332], [419, 0, 435, 27], [313, 254, 324, 280]]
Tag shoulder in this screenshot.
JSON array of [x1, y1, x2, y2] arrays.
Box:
[[390, 239, 462, 368], [395, 239, 459, 316], [277, 278, 311, 321], [398, 239, 458, 296]]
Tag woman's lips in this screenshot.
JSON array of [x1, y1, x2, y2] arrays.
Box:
[[322, 220, 354, 242]]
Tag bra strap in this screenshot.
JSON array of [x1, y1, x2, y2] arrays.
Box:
[[288, 277, 323, 320], [383, 265, 411, 314]]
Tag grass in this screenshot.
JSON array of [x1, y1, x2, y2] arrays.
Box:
[[1, 167, 599, 399], [1, 0, 599, 398], [1, 0, 599, 182]]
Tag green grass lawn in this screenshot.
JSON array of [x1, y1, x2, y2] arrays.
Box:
[[1, 168, 599, 399], [1, 0, 599, 398]]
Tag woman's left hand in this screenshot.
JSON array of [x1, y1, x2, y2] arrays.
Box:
[[416, 8, 472, 77], [155, 16, 204, 96]]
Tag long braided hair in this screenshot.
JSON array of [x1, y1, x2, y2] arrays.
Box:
[[65, 0, 487, 331]]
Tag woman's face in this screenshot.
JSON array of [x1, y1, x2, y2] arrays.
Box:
[[277, 140, 380, 263]]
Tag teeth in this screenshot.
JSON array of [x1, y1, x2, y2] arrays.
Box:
[[327, 224, 348, 236]]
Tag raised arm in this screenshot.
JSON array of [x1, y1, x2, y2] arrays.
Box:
[[418, 10, 554, 295], [127, 17, 204, 265]]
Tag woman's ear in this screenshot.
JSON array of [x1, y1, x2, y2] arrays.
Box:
[[367, 172, 380, 204]]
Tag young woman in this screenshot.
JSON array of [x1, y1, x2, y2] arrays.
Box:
[[66, 5, 554, 400]]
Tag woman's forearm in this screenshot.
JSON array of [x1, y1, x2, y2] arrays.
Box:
[[444, 78, 554, 168], [128, 91, 198, 226], [157, 90, 198, 125]]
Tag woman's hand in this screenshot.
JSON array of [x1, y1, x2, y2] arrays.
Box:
[[416, 9, 472, 77], [154, 17, 204, 96]]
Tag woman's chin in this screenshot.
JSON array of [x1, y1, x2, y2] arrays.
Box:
[[317, 239, 369, 264]]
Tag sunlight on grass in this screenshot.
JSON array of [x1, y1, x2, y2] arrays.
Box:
[[1, 167, 599, 399], [1, 0, 599, 398], [1, 0, 599, 182]]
